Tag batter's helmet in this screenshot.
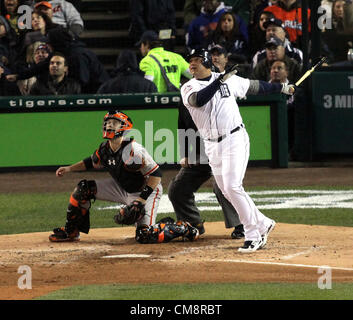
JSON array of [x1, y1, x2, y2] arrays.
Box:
[[103, 110, 133, 139], [187, 48, 212, 69]]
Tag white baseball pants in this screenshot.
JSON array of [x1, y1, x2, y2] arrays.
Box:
[[205, 127, 272, 241]]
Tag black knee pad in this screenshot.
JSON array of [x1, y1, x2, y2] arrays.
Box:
[[73, 179, 97, 202], [66, 180, 96, 234]]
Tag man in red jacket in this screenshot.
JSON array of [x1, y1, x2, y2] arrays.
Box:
[[264, 0, 311, 47]]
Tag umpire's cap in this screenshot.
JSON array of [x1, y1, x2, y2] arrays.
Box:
[[186, 48, 212, 69]]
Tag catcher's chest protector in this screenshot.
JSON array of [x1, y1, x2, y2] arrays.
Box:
[[95, 139, 145, 193]]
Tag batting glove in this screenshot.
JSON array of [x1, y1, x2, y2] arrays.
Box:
[[218, 64, 238, 83], [281, 84, 296, 95]]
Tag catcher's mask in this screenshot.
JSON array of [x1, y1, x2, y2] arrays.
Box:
[[187, 48, 212, 69], [102, 110, 133, 139]]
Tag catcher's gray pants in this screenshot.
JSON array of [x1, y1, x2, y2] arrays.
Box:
[[167, 165, 241, 228], [95, 178, 162, 227]]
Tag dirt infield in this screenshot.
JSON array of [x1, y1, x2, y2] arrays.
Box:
[[1, 167, 353, 300]]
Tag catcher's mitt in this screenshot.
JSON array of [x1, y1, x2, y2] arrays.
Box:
[[114, 200, 145, 225]]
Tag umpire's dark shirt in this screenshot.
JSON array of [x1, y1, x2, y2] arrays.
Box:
[[178, 102, 209, 167]]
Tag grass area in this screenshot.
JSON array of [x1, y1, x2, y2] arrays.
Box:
[[1, 186, 353, 235], [37, 282, 353, 300]]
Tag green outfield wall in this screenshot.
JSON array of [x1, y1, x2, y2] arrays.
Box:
[[0, 93, 288, 169]]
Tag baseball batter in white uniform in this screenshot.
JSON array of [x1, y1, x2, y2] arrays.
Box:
[[181, 49, 295, 252]]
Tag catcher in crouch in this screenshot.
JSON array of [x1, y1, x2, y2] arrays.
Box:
[[49, 110, 199, 244]]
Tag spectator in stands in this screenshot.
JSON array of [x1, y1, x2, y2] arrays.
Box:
[[17, 41, 51, 94], [224, 0, 250, 25], [269, 59, 289, 83], [138, 30, 192, 93], [29, 52, 81, 95], [0, 13, 19, 70], [209, 44, 228, 72], [204, 10, 248, 61], [0, 60, 21, 95], [5, 39, 53, 84], [263, 0, 311, 48], [129, 0, 176, 50], [248, 10, 275, 58], [250, 0, 278, 26], [2, 0, 27, 35], [34, 0, 84, 37], [269, 59, 295, 155], [97, 50, 157, 94], [331, 0, 345, 31], [252, 17, 303, 68], [183, 0, 203, 31], [6, 28, 109, 94], [343, 0, 353, 30], [47, 28, 110, 93], [252, 35, 301, 82], [22, 10, 61, 47], [321, 0, 351, 63], [186, 0, 226, 52]]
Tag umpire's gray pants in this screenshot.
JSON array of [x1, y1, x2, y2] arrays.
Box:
[[95, 178, 162, 227], [168, 165, 241, 228]]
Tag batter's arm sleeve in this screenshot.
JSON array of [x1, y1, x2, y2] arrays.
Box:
[[183, 77, 221, 108], [194, 78, 221, 107], [246, 80, 282, 95]]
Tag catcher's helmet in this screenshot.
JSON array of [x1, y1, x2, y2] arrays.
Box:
[[187, 48, 212, 69], [103, 110, 133, 139]]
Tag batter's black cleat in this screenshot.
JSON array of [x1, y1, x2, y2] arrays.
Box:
[[231, 224, 244, 239], [49, 227, 80, 242], [192, 221, 205, 235]]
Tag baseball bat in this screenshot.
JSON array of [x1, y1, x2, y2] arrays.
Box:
[[295, 56, 328, 87]]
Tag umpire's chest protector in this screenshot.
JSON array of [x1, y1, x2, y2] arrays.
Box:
[[95, 140, 146, 193]]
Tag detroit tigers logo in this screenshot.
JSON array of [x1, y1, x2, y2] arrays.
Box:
[[219, 84, 230, 98], [108, 159, 116, 166]]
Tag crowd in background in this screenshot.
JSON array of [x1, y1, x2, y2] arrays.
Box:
[[0, 0, 353, 97]]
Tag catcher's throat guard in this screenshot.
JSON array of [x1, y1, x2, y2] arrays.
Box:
[[103, 110, 133, 139]]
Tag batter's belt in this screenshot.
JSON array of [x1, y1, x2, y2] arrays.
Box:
[[207, 124, 244, 143]]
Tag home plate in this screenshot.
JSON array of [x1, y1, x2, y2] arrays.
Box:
[[102, 254, 151, 259]]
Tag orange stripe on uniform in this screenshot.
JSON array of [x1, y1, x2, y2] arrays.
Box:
[[149, 187, 159, 225], [95, 150, 101, 165], [144, 164, 159, 177], [70, 195, 79, 207]]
